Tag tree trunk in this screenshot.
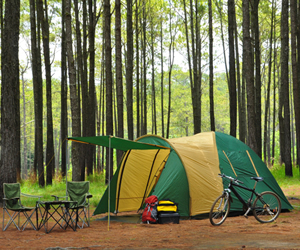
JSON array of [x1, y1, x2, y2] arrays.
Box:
[[215, 0, 229, 84], [150, 20, 157, 135], [281, 0, 292, 176], [21, 67, 28, 179], [235, 10, 245, 143], [87, 0, 96, 176], [209, 0, 215, 131], [243, 0, 258, 154], [291, 0, 300, 168], [0, 0, 21, 201], [160, 19, 164, 138], [61, 0, 68, 178], [74, 0, 87, 181], [115, 0, 124, 164], [104, 0, 113, 183], [228, 0, 237, 137], [166, 7, 176, 139], [136, 3, 140, 138], [126, 0, 134, 140], [31, 0, 44, 186], [66, 0, 81, 181], [142, 5, 147, 136], [271, 49, 278, 166], [253, 0, 262, 158], [38, 0, 55, 186], [263, 0, 274, 165]]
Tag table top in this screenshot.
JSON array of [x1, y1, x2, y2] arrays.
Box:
[[37, 200, 77, 205]]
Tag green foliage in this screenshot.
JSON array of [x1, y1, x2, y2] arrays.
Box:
[[270, 164, 300, 188], [20, 173, 107, 208]]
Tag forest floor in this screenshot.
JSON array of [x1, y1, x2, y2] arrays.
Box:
[[1, 187, 300, 250]]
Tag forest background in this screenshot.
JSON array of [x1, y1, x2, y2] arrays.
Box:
[[1, 0, 300, 201]]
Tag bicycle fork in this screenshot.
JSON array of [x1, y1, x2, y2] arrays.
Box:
[[218, 190, 230, 212]]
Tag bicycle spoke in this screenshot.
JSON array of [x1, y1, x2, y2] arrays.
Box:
[[253, 191, 281, 223], [209, 194, 230, 226]]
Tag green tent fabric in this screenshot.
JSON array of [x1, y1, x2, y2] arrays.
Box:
[[215, 132, 292, 212], [90, 132, 292, 217]]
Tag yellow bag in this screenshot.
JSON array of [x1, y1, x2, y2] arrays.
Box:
[[157, 199, 178, 213]]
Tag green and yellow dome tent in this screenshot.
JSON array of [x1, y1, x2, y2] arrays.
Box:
[[70, 131, 292, 218]]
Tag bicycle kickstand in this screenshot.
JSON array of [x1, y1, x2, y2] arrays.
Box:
[[243, 207, 251, 219]]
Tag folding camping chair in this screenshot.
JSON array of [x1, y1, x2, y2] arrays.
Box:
[[52, 181, 92, 229], [2, 183, 42, 231]]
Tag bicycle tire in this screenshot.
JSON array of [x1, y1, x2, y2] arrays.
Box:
[[253, 191, 281, 223], [209, 193, 231, 226]]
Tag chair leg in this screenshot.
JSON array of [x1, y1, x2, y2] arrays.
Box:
[[3, 209, 21, 231], [22, 210, 37, 231]]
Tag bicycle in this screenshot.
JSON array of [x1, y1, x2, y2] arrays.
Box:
[[209, 173, 281, 226]]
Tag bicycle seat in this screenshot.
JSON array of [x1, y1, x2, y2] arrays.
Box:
[[251, 177, 264, 182]]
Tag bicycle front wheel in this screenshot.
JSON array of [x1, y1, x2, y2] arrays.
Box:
[[209, 193, 231, 226], [253, 191, 281, 223]]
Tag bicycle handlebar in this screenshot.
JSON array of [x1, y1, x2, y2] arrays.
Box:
[[218, 173, 244, 184]]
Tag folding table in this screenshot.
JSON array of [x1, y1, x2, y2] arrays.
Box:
[[36, 200, 78, 233]]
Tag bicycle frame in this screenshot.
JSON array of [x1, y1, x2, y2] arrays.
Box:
[[227, 181, 261, 216]]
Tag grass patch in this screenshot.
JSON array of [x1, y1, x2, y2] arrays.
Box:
[[270, 164, 300, 188], [18, 164, 300, 208], [20, 172, 107, 208]]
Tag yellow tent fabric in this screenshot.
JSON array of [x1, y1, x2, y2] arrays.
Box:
[[168, 132, 223, 215], [115, 148, 171, 212]]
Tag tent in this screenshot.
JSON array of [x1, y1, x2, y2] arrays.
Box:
[[71, 132, 293, 217]]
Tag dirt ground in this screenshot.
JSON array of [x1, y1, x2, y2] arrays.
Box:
[[1, 187, 300, 250]]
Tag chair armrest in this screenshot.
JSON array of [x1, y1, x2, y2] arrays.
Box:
[[3, 197, 20, 201], [21, 193, 42, 201], [86, 194, 93, 199], [51, 195, 67, 201]]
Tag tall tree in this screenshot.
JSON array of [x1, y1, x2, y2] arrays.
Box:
[[66, 0, 81, 181], [166, 3, 176, 139], [263, 0, 274, 165], [280, 0, 292, 176], [0, 0, 21, 200], [74, 0, 87, 180], [209, 0, 215, 131], [60, 0, 68, 178], [21, 65, 28, 179], [228, 0, 236, 137], [126, 0, 134, 140], [141, 3, 147, 135], [183, 0, 201, 134], [136, 1, 140, 138], [252, 0, 262, 158], [104, 0, 113, 183], [150, 17, 157, 135], [291, 0, 300, 168], [243, 0, 258, 154], [160, 17, 165, 138], [235, 9, 245, 143], [30, 0, 44, 186], [87, 0, 96, 175], [115, 0, 124, 164], [37, 0, 55, 185]]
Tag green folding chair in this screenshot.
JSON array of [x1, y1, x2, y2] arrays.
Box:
[[2, 183, 41, 231], [52, 181, 92, 229], [67, 181, 92, 228]]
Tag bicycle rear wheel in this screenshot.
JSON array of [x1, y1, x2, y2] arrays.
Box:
[[253, 191, 281, 223], [209, 193, 231, 226]]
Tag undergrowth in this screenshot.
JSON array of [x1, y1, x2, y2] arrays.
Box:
[[20, 172, 107, 207], [269, 164, 300, 188], [19, 164, 300, 207]]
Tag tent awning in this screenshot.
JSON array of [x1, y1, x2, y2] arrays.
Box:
[[68, 136, 170, 151]]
